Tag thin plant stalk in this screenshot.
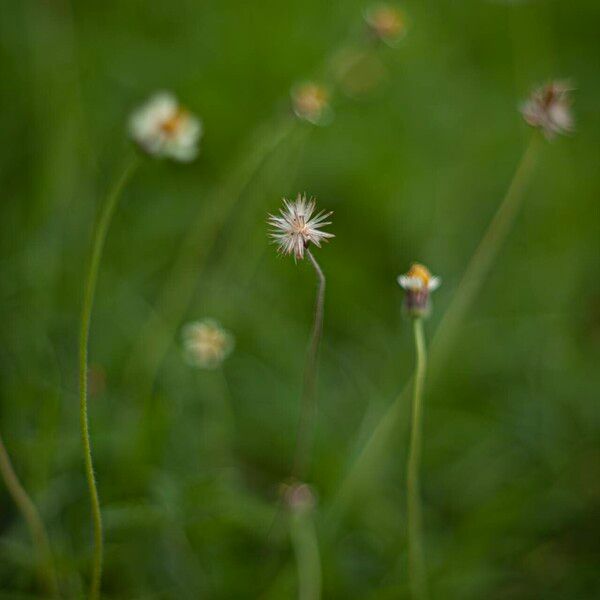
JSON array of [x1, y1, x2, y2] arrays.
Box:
[[428, 132, 541, 374], [78, 155, 139, 600], [267, 249, 326, 545], [0, 433, 60, 598], [406, 318, 428, 600], [290, 510, 322, 600], [292, 248, 326, 479], [330, 134, 541, 523]]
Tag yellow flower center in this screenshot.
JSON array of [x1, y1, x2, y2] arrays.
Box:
[[296, 85, 328, 115], [160, 109, 187, 137], [407, 263, 431, 287]]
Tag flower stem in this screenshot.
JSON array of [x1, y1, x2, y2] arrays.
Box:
[[330, 134, 541, 525], [428, 133, 541, 374], [292, 249, 326, 480], [406, 318, 428, 600], [290, 510, 322, 600], [78, 155, 139, 600], [0, 433, 60, 597]]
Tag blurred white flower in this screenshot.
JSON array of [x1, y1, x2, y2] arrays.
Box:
[[365, 4, 408, 46], [129, 92, 202, 162], [291, 82, 333, 126], [268, 194, 334, 260], [182, 319, 234, 369], [521, 81, 574, 139], [398, 263, 441, 318]]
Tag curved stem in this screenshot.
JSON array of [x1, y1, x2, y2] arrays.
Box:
[[330, 134, 541, 525], [0, 433, 60, 597], [290, 510, 321, 600], [292, 249, 326, 480], [406, 318, 428, 600], [78, 155, 139, 600]]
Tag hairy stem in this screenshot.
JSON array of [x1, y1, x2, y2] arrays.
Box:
[[0, 433, 60, 597], [292, 249, 326, 480], [78, 156, 139, 600], [406, 318, 428, 600], [290, 510, 322, 600]]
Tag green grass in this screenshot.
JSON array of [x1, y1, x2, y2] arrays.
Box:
[[1, 0, 599, 598]]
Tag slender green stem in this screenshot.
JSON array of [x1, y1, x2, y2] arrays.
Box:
[[290, 510, 322, 600], [406, 318, 428, 600], [428, 133, 541, 375], [292, 249, 326, 480], [268, 250, 325, 545], [330, 134, 541, 524], [78, 155, 139, 600], [0, 433, 60, 597]]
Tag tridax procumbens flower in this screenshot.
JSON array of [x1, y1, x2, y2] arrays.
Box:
[[398, 263, 441, 318], [129, 92, 202, 162], [182, 319, 234, 369], [365, 4, 408, 46], [268, 194, 334, 261], [521, 81, 574, 140], [291, 82, 333, 126]]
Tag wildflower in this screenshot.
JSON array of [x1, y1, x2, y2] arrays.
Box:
[[365, 4, 408, 46], [398, 263, 441, 318], [129, 92, 202, 162], [281, 481, 316, 514], [521, 81, 574, 139], [291, 82, 333, 126], [182, 319, 234, 369], [268, 194, 334, 261]]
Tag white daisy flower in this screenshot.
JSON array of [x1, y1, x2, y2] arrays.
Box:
[[182, 319, 234, 369], [129, 92, 202, 162], [291, 82, 333, 126], [521, 81, 574, 140], [268, 194, 334, 261], [397, 263, 441, 318]]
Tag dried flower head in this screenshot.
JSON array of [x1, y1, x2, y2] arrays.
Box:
[[280, 481, 316, 514], [521, 81, 574, 139], [365, 4, 408, 46], [129, 92, 202, 162], [182, 319, 234, 369], [268, 194, 334, 261], [291, 82, 333, 126], [398, 263, 441, 318]]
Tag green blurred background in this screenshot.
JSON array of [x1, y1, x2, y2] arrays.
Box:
[[1, 0, 599, 597]]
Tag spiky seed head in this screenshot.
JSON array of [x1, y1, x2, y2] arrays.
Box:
[[267, 194, 334, 261]]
